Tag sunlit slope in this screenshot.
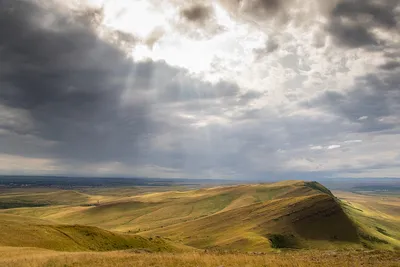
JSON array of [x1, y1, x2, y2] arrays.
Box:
[[337, 191, 400, 250], [0, 181, 365, 251], [143, 193, 359, 251], [5, 181, 328, 232], [0, 214, 183, 252]]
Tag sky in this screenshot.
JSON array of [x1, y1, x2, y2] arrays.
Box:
[[0, 0, 399, 179]]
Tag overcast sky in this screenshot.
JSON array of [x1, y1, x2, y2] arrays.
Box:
[[0, 0, 399, 179]]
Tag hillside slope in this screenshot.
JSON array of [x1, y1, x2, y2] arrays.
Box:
[[2, 181, 330, 232], [0, 214, 184, 252], [0, 180, 384, 252], [143, 193, 359, 251]]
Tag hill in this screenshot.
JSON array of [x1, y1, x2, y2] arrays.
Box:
[[336, 191, 400, 250], [142, 192, 359, 251], [0, 180, 399, 266], [2, 181, 331, 232], [0, 214, 184, 252], [0, 180, 371, 252]]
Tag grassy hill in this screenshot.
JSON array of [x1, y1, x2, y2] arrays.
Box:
[[0, 214, 185, 252], [1, 180, 398, 253], [1, 181, 327, 231], [142, 193, 359, 251], [0, 180, 370, 252], [336, 191, 400, 250]]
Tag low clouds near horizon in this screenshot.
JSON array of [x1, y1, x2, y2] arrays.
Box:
[[0, 0, 399, 179]]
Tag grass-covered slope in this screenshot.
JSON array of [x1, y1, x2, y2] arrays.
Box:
[[337, 191, 400, 250], [2, 181, 325, 233], [0, 214, 183, 252], [2, 180, 395, 252], [143, 193, 359, 251]]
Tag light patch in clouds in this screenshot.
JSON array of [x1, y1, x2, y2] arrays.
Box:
[[327, 145, 341, 150], [344, 140, 362, 144], [310, 146, 323, 150], [0, 154, 60, 174]]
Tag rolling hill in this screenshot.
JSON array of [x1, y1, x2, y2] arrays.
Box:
[[1, 180, 388, 252], [141, 190, 359, 251], [0, 214, 186, 252]]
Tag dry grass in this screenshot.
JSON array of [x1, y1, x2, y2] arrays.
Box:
[[141, 193, 360, 251], [0, 183, 399, 266], [0, 182, 379, 252], [0, 214, 183, 252], [0, 248, 399, 267]]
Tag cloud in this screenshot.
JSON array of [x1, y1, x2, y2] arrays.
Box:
[[218, 0, 292, 25], [327, 21, 379, 48], [327, 145, 341, 150], [216, 0, 399, 52], [180, 4, 212, 24], [358, 116, 369, 121], [254, 38, 279, 59], [380, 61, 400, 71], [0, 0, 246, 170], [1, 0, 400, 179], [343, 140, 362, 144], [173, 3, 225, 39], [144, 27, 165, 48], [304, 69, 400, 134], [326, 0, 399, 48], [310, 146, 323, 150]]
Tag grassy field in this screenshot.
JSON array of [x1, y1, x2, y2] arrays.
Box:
[[0, 247, 399, 267], [0, 180, 399, 266]]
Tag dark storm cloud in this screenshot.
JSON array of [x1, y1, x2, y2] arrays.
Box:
[[218, 0, 399, 50], [219, 0, 291, 24], [331, 0, 398, 28], [175, 2, 225, 39], [326, 21, 379, 48], [380, 61, 400, 71], [327, 0, 399, 48], [304, 70, 400, 133], [0, 0, 245, 166], [180, 4, 212, 24], [0, 0, 153, 163]]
